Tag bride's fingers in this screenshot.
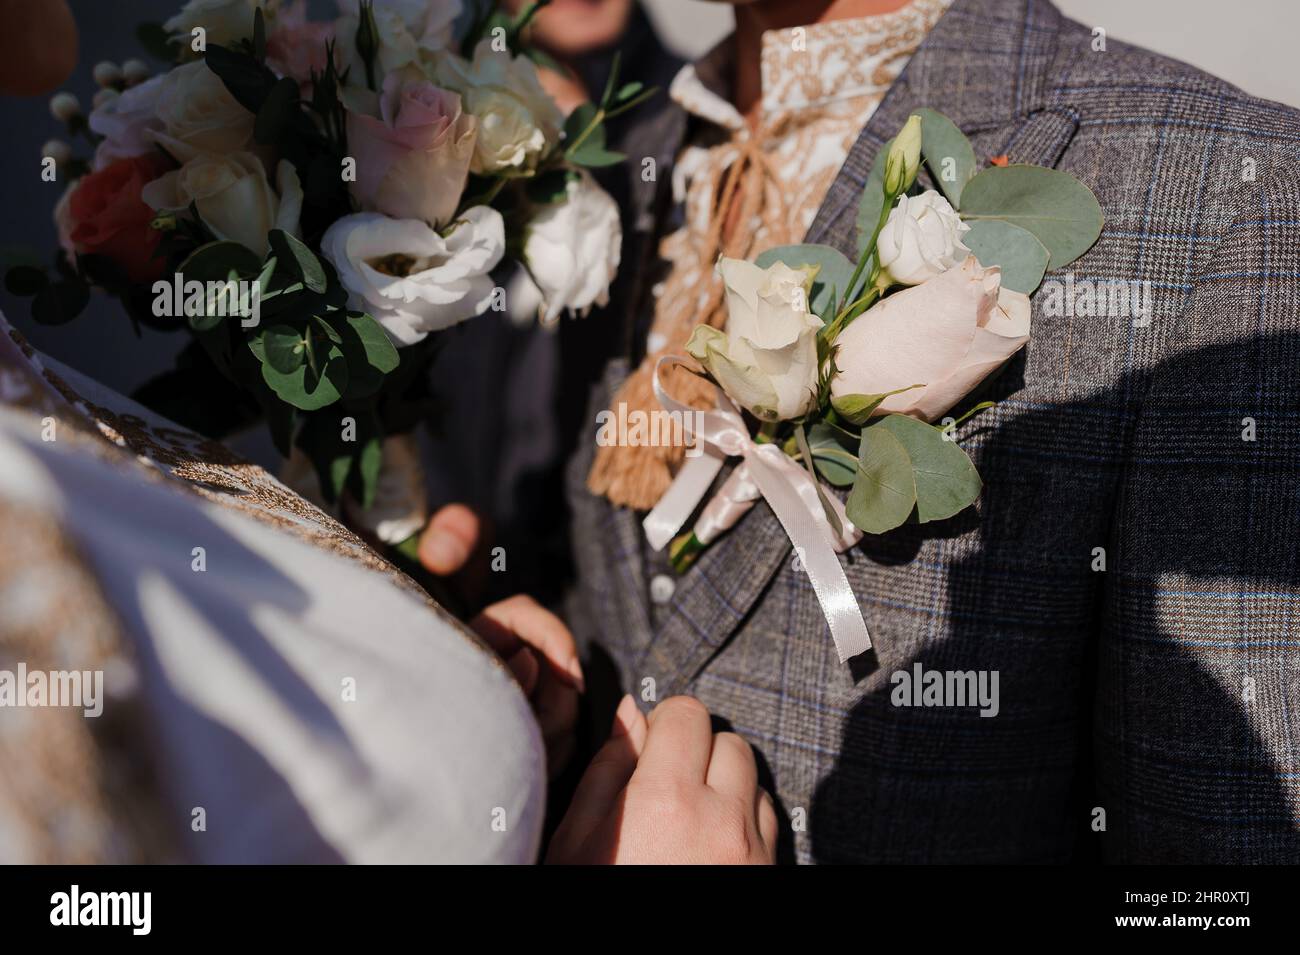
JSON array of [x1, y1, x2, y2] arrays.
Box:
[[418, 503, 480, 576], [471, 595, 584, 692], [547, 695, 646, 862]]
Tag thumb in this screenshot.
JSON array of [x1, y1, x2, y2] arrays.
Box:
[[547, 695, 647, 862], [417, 503, 480, 576]]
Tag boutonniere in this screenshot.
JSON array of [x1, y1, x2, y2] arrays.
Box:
[[645, 110, 1103, 662]]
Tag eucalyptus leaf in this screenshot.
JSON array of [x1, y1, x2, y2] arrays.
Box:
[[847, 422, 916, 534], [915, 108, 977, 208], [261, 341, 348, 410], [269, 229, 327, 293], [958, 165, 1103, 270], [877, 413, 981, 523], [31, 280, 89, 326], [753, 244, 854, 318], [806, 422, 859, 487], [4, 265, 48, 297], [261, 324, 306, 374], [353, 431, 384, 510], [336, 311, 399, 399], [962, 219, 1050, 293]]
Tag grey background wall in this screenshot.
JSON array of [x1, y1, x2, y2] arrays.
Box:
[[1, 0, 1296, 397]]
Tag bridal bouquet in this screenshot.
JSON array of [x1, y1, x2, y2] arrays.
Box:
[[650, 110, 1102, 660], [5, 0, 650, 546]]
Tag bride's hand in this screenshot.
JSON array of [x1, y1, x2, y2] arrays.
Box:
[[417, 504, 582, 777], [470, 594, 583, 779]]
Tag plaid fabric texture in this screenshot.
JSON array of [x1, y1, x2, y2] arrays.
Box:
[[565, 0, 1300, 862]]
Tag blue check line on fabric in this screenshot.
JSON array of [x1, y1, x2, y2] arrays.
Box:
[[1050, 83, 1300, 118], [1077, 117, 1300, 142]]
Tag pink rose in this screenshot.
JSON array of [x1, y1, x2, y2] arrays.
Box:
[[830, 256, 1031, 422], [342, 66, 476, 229], [265, 0, 337, 91], [88, 73, 166, 170]]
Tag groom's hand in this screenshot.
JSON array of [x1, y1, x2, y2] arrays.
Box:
[[546, 695, 779, 864]]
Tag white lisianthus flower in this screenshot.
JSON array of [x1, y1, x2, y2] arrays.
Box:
[[830, 256, 1031, 422], [165, 0, 280, 50], [435, 40, 564, 174], [876, 189, 970, 286], [524, 172, 621, 323], [88, 73, 166, 169], [686, 258, 824, 422], [151, 61, 255, 162], [321, 207, 505, 346], [142, 153, 303, 257], [335, 0, 461, 78]]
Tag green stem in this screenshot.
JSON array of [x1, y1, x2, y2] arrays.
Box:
[[513, 0, 551, 35], [843, 188, 897, 308], [564, 107, 606, 159]]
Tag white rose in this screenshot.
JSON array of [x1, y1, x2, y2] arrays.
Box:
[[142, 153, 303, 256], [686, 258, 824, 422], [876, 189, 970, 286], [151, 60, 255, 163], [165, 0, 279, 50], [830, 256, 1031, 422], [88, 73, 166, 169], [335, 0, 461, 78], [321, 207, 505, 346], [524, 172, 621, 323], [435, 40, 563, 174]]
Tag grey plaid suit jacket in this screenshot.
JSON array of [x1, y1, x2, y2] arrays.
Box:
[[564, 0, 1300, 863]]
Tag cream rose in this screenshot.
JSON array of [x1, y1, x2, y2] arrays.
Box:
[[876, 189, 970, 286], [435, 40, 563, 174], [320, 207, 505, 346], [335, 0, 460, 78], [165, 0, 279, 51], [830, 256, 1031, 422], [524, 171, 621, 323], [686, 258, 824, 422], [152, 60, 255, 162], [342, 65, 476, 229], [142, 153, 303, 256]]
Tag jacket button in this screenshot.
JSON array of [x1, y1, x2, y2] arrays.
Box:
[[649, 574, 676, 605]]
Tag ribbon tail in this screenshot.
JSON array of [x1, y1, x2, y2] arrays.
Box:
[[643, 445, 726, 551], [744, 450, 872, 662]]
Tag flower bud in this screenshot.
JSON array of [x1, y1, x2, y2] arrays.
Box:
[[122, 59, 151, 86], [41, 139, 71, 166], [93, 61, 123, 88], [883, 113, 923, 195], [49, 91, 81, 122]]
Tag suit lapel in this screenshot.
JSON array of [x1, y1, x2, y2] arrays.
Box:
[[647, 0, 1072, 695]]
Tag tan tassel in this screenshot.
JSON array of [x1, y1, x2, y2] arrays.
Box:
[[587, 118, 795, 512]]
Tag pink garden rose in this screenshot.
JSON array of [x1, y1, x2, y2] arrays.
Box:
[[830, 256, 1031, 422], [342, 66, 476, 229], [265, 0, 337, 91]]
